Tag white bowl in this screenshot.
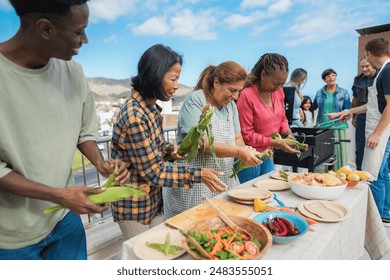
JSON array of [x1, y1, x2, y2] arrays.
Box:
[[287, 174, 347, 200]]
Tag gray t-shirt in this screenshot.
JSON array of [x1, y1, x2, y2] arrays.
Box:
[[0, 54, 98, 249]]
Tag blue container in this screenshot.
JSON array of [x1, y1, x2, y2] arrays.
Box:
[[253, 211, 309, 244]]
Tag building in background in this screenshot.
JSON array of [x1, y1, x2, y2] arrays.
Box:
[[356, 23, 390, 73]]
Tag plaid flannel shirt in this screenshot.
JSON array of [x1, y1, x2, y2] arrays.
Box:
[[110, 91, 202, 224]]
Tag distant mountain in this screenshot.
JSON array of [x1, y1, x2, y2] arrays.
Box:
[[87, 77, 193, 110]]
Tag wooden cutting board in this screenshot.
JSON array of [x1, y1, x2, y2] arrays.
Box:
[[165, 198, 253, 231]]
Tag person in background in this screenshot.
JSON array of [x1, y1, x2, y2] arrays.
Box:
[[300, 95, 315, 128], [0, 0, 130, 260], [312, 69, 351, 170], [235, 53, 298, 184], [110, 44, 228, 239], [328, 38, 390, 227], [162, 61, 262, 220], [351, 58, 377, 170], [285, 68, 308, 127]]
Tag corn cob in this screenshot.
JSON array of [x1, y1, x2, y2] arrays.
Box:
[[230, 149, 272, 178], [271, 133, 308, 158], [167, 104, 217, 166], [43, 184, 149, 214]]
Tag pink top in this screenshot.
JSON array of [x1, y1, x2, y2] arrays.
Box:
[[236, 84, 290, 152]]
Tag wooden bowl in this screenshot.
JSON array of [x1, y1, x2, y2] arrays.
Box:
[[182, 215, 272, 260]]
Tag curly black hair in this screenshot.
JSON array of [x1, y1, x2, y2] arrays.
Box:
[[9, 0, 89, 16], [245, 53, 289, 88]]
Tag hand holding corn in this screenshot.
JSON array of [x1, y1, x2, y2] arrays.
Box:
[[43, 166, 148, 214], [167, 105, 217, 166], [231, 149, 272, 179], [168, 144, 187, 161], [96, 159, 130, 185], [237, 145, 263, 166], [270, 133, 308, 156]]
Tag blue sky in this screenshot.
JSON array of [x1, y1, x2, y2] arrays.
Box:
[[1, 0, 389, 97]]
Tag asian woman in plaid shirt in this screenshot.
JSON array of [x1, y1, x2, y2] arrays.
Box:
[[110, 44, 228, 240]]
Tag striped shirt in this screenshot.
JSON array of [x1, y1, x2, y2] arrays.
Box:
[[110, 91, 202, 224]]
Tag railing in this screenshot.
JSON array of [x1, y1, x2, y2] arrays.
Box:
[[78, 127, 178, 224]]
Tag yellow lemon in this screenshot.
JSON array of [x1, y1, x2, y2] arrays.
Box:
[[254, 198, 268, 212]]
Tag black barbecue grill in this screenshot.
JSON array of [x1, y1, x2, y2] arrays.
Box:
[[273, 127, 343, 172]]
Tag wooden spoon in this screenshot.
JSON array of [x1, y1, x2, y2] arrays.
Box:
[[202, 196, 251, 237], [179, 229, 212, 259]]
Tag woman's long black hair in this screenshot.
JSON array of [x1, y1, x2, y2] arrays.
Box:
[[131, 44, 183, 100]]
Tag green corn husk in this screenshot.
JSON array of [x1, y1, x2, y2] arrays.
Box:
[[43, 184, 148, 214], [103, 165, 118, 188], [167, 104, 217, 167], [230, 149, 272, 179], [279, 170, 290, 180], [146, 233, 184, 256]]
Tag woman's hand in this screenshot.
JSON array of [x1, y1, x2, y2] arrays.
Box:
[[201, 168, 228, 193], [237, 146, 263, 166], [170, 144, 187, 160], [271, 139, 299, 154]]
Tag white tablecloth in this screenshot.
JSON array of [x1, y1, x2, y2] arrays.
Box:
[[121, 174, 390, 260]]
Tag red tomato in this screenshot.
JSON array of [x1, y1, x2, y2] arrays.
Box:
[[244, 241, 259, 255], [240, 233, 250, 241], [229, 241, 245, 254]]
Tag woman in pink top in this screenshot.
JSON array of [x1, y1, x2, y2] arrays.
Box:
[[235, 53, 298, 183]]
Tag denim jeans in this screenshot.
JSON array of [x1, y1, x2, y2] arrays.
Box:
[[0, 211, 87, 260], [355, 114, 366, 170], [235, 156, 274, 184], [369, 139, 390, 220]]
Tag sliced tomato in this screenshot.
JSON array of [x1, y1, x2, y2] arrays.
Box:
[[229, 241, 245, 255], [244, 241, 259, 255], [240, 233, 250, 241]]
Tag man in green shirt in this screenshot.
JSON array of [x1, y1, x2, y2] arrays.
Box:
[[0, 0, 129, 259]]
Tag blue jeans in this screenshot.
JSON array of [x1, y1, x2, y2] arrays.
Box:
[[355, 114, 366, 170], [369, 139, 390, 220], [0, 211, 87, 260], [235, 157, 274, 184]]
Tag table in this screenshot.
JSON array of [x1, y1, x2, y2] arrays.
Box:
[[121, 174, 390, 260]]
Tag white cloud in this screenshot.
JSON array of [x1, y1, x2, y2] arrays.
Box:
[[267, 0, 292, 16], [103, 34, 118, 43], [132, 9, 217, 40], [224, 13, 261, 30], [132, 17, 170, 35], [250, 21, 278, 36], [282, 5, 374, 46], [241, 0, 270, 9], [142, 0, 169, 12], [0, 0, 11, 10], [89, 0, 137, 22], [170, 9, 217, 40]]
